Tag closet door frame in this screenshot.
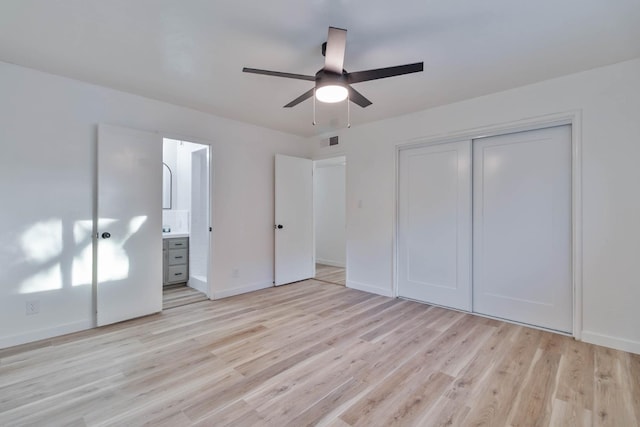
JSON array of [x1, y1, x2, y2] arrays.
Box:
[[393, 110, 583, 339]]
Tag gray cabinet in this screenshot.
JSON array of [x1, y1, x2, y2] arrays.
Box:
[[163, 237, 189, 285]]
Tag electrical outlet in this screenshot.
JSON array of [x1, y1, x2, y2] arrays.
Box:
[[232, 269, 239, 278], [26, 300, 39, 315]]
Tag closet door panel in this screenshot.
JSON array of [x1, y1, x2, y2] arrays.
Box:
[[398, 140, 472, 311], [473, 125, 572, 332]]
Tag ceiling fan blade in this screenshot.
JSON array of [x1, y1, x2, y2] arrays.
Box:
[[283, 88, 315, 108], [348, 86, 372, 108], [324, 27, 347, 74], [347, 62, 424, 84], [243, 67, 315, 81]]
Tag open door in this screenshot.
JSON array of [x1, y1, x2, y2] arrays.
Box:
[[274, 154, 314, 286], [97, 124, 162, 326], [189, 147, 210, 296]]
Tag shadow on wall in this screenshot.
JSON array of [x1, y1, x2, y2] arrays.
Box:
[[6, 216, 146, 295]]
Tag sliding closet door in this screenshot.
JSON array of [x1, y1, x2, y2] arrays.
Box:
[[473, 125, 572, 332], [398, 140, 472, 310]]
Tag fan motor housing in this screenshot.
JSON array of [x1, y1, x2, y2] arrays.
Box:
[[315, 69, 348, 88]]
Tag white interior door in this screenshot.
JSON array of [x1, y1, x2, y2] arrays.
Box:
[[97, 124, 162, 326], [398, 140, 472, 310], [275, 154, 314, 286], [189, 147, 210, 295], [473, 125, 572, 332]]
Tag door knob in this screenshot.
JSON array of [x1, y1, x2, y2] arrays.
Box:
[[101, 232, 111, 239], [275, 224, 283, 229]]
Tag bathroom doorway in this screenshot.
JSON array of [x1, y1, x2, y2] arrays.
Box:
[[313, 156, 346, 286], [162, 138, 212, 309]]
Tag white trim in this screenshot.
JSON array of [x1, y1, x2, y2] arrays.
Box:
[[395, 111, 579, 151], [570, 113, 583, 340], [582, 331, 640, 355], [392, 146, 399, 298], [312, 150, 347, 162], [312, 160, 316, 279], [0, 320, 93, 350], [212, 281, 273, 300], [188, 275, 208, 295], [399, 296, 574, 336], [393, 110, 583, 339], [316, 259, 346, 268], [347, 280, 393, 297], [208, 144, 214, 300]]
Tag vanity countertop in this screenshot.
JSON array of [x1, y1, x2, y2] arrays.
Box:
[[163, 232, 189, 239]]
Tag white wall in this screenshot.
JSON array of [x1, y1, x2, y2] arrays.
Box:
[[0, 61, 312, 348], [311, 58, 640, 354], [175, 140, 203, 211], [162, 139, 178, 210], [314, 160, 346, 267]]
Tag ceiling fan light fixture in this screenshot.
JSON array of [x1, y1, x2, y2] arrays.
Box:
[[315, 84, 348, 103]]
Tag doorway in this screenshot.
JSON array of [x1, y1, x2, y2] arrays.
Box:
[[162, 138, 211, 310], [313, 156, 346, 286], [397, 124, 573, 333]]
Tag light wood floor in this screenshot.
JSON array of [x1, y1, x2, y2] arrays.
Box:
[[163, 283, 209, 310], [315, 263, 346, 286], [1, 280, 639, 426]]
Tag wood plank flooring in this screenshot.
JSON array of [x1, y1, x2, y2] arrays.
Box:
[[315, 263, 346, 286], [163, 284, 209, 310], [1, 280, 639, 426]]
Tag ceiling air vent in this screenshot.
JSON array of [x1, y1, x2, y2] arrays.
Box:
[[329, 136, 339, 146]]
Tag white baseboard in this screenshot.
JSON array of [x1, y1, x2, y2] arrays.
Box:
[[316, 259, 346, 268], [188, 276, 208, 296], [346, 280, 393, 297], [0, 319, 94, 350], [581, 330, 640, 355], [212, 280, 273, 300]]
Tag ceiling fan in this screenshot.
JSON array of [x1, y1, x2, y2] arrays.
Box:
[[243, 27, 424, 108]]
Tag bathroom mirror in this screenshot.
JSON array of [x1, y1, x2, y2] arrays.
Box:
[[162, 162, 172, 209]]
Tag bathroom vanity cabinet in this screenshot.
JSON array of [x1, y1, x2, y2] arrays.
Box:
[[163, 237, 189, 285]]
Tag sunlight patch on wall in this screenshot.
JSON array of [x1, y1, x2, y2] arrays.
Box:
[[20, 264, 62, 293], [74, 220, 92, 244], [17, 215, 148, 293], [18, 219, 64, 293], [20, 219, 62, 263], [72, 220, 93, 286], [72, 245, 93, 287]]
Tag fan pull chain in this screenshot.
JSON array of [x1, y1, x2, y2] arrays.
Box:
[[312, 88, 317, 126]]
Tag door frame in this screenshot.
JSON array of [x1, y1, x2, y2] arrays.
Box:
[[162, 133, 214, 300], [312, 152, 348, 283], [393, 110, 583, 339]]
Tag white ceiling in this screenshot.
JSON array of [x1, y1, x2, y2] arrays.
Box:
[[1, 1, 639, 137]]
